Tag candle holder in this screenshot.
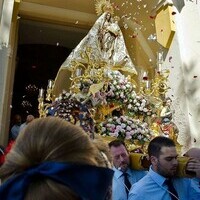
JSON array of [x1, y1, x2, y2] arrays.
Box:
[[38, 80, 54, 118], [69, 47, 106, 94], [140, 71, 151, 95], [46, 80, 54, 101], [139, 69, 169, 100]]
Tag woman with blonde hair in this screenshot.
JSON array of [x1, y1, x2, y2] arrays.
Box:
[[0, 117, 113, 200]]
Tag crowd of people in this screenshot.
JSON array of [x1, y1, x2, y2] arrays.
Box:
[[0, 115, 200, 200]]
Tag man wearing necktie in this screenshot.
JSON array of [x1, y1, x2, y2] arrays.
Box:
[[109, 140, 146, 200], [128, 136, 200, 200]]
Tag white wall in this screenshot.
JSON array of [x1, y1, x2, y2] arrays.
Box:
[[163, 1, 200, 151], [0, 0, 14, 144]]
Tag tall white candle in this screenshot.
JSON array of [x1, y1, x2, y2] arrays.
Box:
[[76, 68, 82, 76], [48, 80, 54, 89], [39, 88, 44, 98], [157, 52, 163, 72]]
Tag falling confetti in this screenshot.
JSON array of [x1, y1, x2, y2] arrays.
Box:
[[149, 15, 156, 19], [130, 33, 138, 38]]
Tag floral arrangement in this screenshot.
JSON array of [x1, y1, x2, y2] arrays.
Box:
[[99, 115, 153, 143], [49, 91, 95, 133], [105, 71, 156, 118], [106, 71, 135, 104], [126, 94, 156, 118], [53, 91, 80, 122]]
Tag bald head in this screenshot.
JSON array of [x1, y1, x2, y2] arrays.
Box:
[[26, 115, 35, 123], [184, 148, 200, 160]]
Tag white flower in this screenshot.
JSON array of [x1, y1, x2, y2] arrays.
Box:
[[121, 85, 126, 90], [110, 132, 119, 137], [121, 129, 125, 133], [142, 99, 146, 104], [101, 127, 106, 132], [116, 125, 122, 131], [131, 124, 135, 128], [116, 119, 121, 124], [121, 123, 126, 128], [113, 80, 117, 85], [125, 133, 132, 139], [147, 111, 151, 115], [136, 103, 140, 107], [137, 134, 142, 140], [131, 92, 136, 98], [106, 123, 112, 127], [111, 124, 116, 128], [139, 107, 143, 111], [126, 126, 132, 131], [141, 103, 146, 107], [121, 116, 126, 121], [127, 104, 132, 109], [108, 118, 113, 122], [113, 116, 118, 120], [127, 120, 132, 125], [116, 85, 120, 89]]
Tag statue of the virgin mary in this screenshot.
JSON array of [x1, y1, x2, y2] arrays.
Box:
[[52, 0, 137, 98]]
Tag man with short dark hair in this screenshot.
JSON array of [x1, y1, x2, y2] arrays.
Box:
[[109, 139, 146, 200], [128, 136, 200, 200]]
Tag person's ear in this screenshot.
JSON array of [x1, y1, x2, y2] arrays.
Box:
[[150, 156, 158, 165]]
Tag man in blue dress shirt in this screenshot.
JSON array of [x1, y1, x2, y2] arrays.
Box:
[[10, 114, 21, 140], [128, 136, 200, 200], [109, 139, 146, 200]]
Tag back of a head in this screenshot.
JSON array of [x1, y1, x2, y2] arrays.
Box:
[[148, 136, 176, 158], [93, 135, 112, 168], [0, 117, 98, 200]]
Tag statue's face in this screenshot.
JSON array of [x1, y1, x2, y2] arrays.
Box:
[[106, 13, 111, 20]]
